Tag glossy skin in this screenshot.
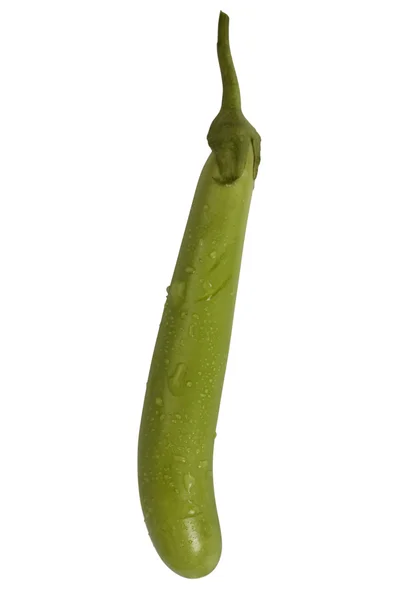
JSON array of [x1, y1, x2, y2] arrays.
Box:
[[138, 11, 260, 578], [138, 148, 254, 578]]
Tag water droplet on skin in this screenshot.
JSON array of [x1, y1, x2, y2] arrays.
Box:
[[209, 251, 217, 259], [189, 324, 197, 338], [184, 473, 196, 493], [155, 397, 163, 406], [164, 358, 170, 365], [174, 455, 186, 463], [192, 313, 199, 320], [204, 204, 209, 211], [198, 460, 208, 469], [176, 414, 182, 420], [186, 381, 192, 388], [168, 363, 187, 396], [160, 415, 165, 421], [168, 281, 186, 306], [185, 266, 195, 274], [180, 311, 188, 319]]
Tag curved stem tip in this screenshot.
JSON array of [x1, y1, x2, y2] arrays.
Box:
[[217, 11, 241, 111]]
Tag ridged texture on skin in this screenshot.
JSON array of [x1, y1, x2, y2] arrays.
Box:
[[138, 146, 255, 578]]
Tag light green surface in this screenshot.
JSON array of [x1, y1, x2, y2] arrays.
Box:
[[138, 11, 261, 578]]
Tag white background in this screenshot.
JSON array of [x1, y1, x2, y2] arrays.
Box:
[[1, 0, 400, 598]]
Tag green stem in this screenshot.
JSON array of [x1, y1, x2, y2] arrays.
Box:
[[207, 11, 261, 182], [217, 12, 241, 111]]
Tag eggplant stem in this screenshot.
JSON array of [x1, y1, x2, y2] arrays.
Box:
[[217, 11, 241, 111]]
